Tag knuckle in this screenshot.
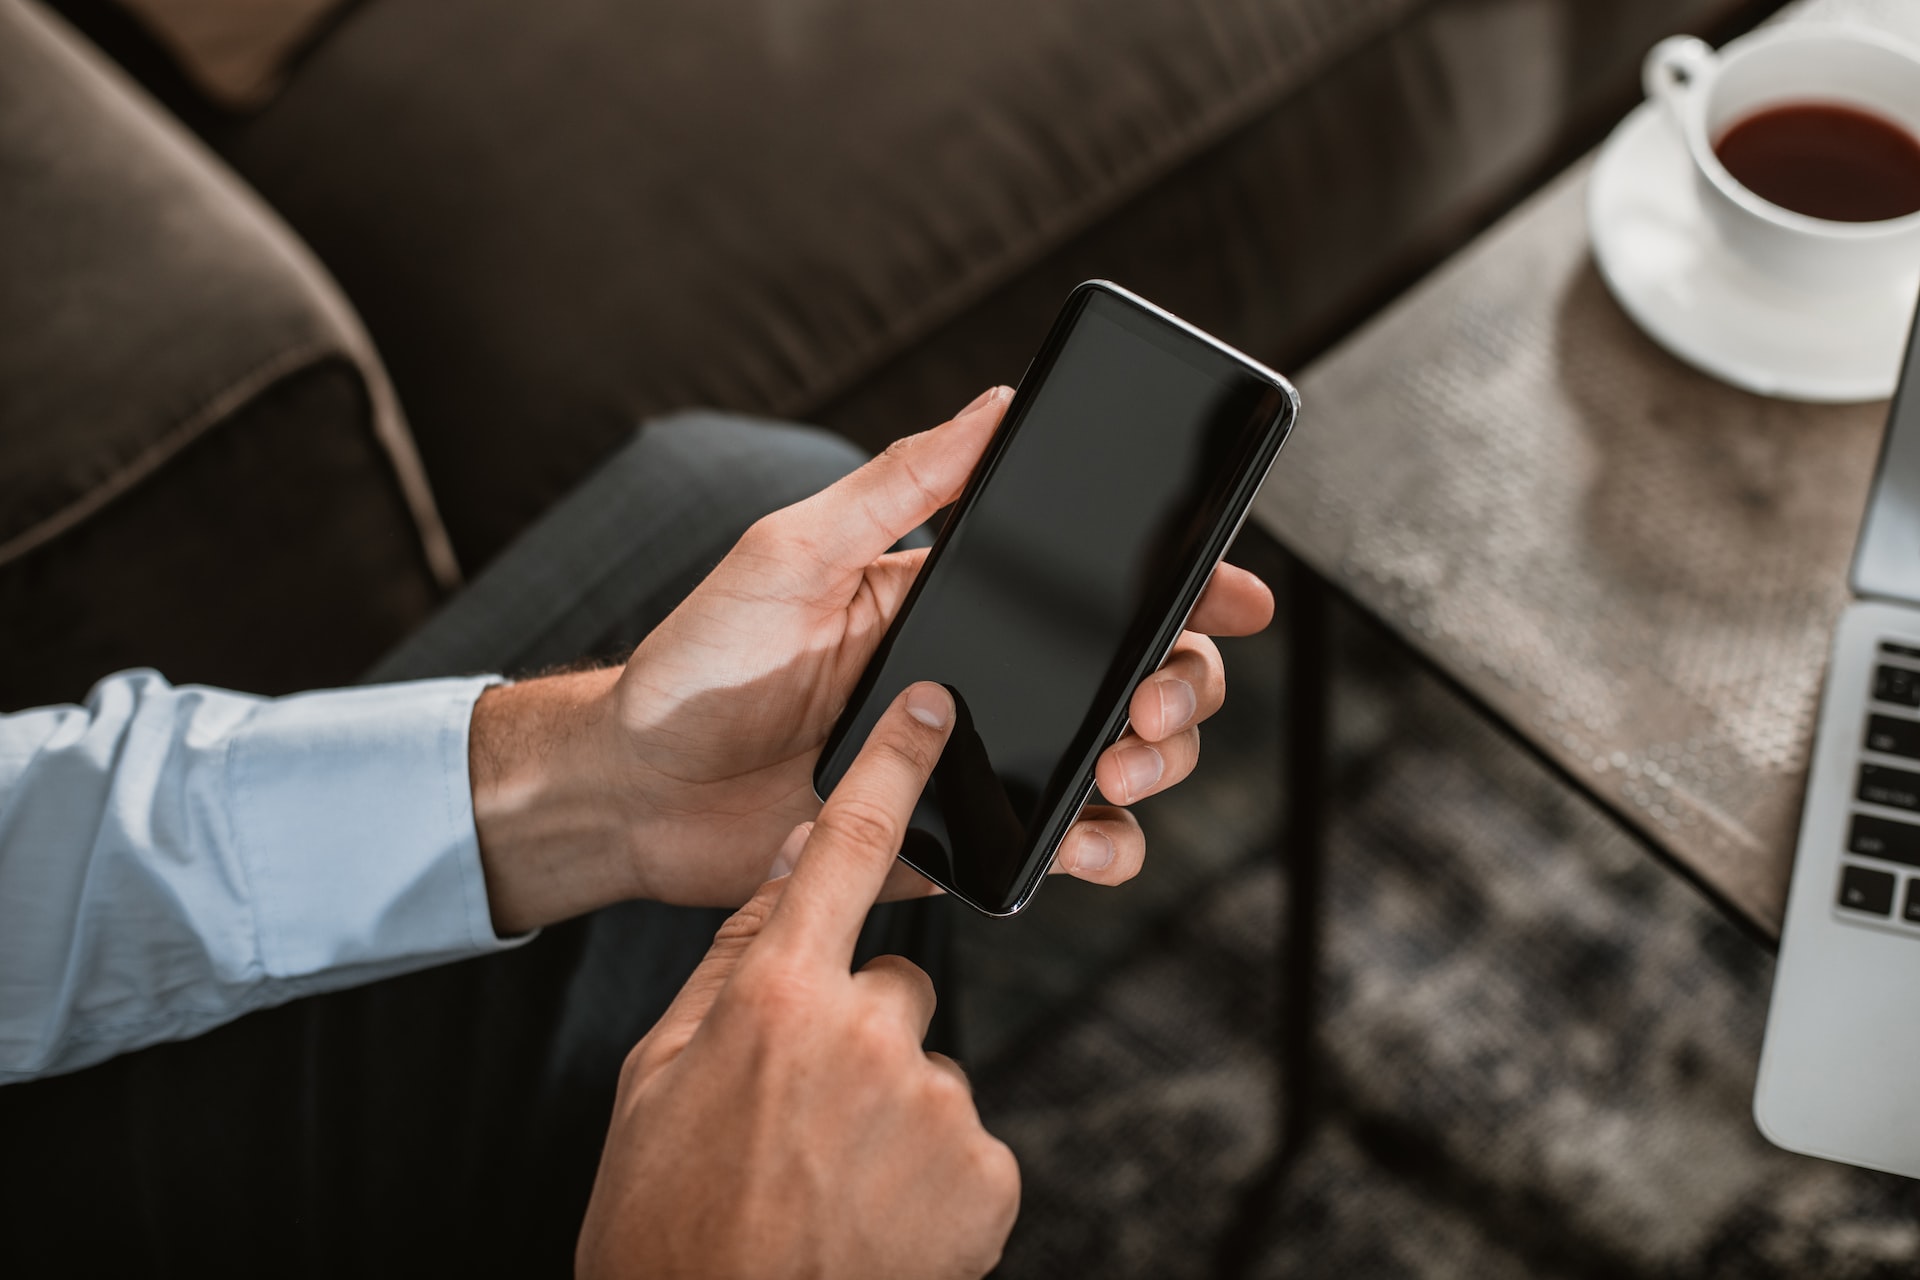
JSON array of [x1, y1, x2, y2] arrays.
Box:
[[953, 1135, 1019, 1272], [923, 1065, 974, 1112], [1169, 632, 1219, 674], [869, 953, 935, 999], [972, 1134, 1022, 1203], [616, 1039, 654, 1095], [1156, 732, 1199, 785], [1174, 652, 1222, 702], [1201, 657, 1228, 704], [733, 515, 818, 581], [849, 1005, 903, 1061], [877, 727, 940, 778], [1104, 827, 1145, 880], [865, 951, 917, 978], [880, 434, 944, 504], [817, 795, 903, 855], [733, 512, 783, 557], [964, 1235, 1008, 1278], [903, 962, 937, 1005], [730, 965, 809, 1030], [714, 887, 780, 945]]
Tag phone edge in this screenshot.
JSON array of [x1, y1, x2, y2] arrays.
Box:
[[982, 358, 1298, 917], [814, 280, 1301, 917]]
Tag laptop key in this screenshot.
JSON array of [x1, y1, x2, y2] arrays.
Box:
[[1848, 813, 1920, 868], [1904, 878, 1920, 924], [1839, 864, 1897, 915], [1866, 714, 1920, 761], [1859, 763, 1920, 812], [1875, 664, 1920, 707]]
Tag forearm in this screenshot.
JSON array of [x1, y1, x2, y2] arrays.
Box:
[[468, 668, 643, 935], [0, 671, 513, 1083]]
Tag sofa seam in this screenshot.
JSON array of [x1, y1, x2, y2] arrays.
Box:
[[0, 340, 335, 571], [4, 0, 461, 592]]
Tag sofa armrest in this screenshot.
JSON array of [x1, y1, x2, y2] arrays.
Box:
[[0, 0, 457, 706]]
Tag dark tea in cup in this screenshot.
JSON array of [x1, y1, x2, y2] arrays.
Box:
[[1642, 28, 1920, 295], [1714, 101, 1920, 223]]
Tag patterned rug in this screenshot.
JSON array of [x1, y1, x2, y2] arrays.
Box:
[[959, 603, 1920, 1278]]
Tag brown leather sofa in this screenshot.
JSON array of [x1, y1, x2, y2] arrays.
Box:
[[5, 0, 1770, 712]]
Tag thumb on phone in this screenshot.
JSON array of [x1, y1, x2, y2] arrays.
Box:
[[786, 390, 1007, 580]]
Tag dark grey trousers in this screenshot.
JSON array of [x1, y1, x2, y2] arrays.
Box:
[[0, 414, 954, 1280]]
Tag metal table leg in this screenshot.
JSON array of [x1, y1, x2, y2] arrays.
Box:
[[1214, 548, 1333, 1276]]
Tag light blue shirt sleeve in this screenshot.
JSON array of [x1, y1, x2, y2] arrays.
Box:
[[0, 669, 526, 1084]]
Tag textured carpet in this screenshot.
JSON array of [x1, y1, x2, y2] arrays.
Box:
[[958, 597, 1920, 1278]]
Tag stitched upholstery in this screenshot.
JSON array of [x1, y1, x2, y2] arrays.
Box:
[[225, 0, 1759, 574], [0, 0, 450, 705], [224, 0, 1429, 569]]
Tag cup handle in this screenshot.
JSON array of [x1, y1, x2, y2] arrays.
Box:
[[1642, 35, 1715, 124]]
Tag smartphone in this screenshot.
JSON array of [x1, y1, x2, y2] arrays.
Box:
[[813, 281, 1299, 915]]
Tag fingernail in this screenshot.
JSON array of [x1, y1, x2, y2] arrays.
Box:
[[956, 386, 1010, 417], [957, 387, 997, 415], [906, 682, 953, 729], [1118, 745, 1164, 801], [767, 822, 811, 880], [1158, 678, 1198, 733], [1070, 828, 1114, 872]]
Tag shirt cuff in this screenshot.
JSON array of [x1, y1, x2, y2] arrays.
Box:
[[226, 675, 524, 979]]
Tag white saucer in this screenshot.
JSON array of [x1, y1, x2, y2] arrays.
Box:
[[1588, 100, 1918, 403]]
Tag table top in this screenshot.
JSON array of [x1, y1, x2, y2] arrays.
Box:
[[1251, 0, 1920, 937]]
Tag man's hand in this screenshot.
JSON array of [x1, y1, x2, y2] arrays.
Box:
[[575, 683, 1019, 1280], [469, 387, 1275, 932]]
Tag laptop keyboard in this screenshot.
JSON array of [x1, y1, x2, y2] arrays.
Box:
[[1837, 644, 1920, 924]]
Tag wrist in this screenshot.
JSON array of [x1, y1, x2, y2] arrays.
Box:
[[468, 666, 639, 934]]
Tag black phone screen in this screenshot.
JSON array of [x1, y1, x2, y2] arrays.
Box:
[[814, 285, 1294, 914]]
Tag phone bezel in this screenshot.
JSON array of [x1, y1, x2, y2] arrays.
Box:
[[812, 279, 1300, 916]]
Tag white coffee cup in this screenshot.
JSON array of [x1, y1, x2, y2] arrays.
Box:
[[1642, 25, 1920, 294]]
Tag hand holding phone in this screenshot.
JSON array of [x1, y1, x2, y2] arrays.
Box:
[[541, 376, 1259, 917], [817, 282, 1299, 914]]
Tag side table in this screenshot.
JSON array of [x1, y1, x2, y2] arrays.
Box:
[[1221, 0, 1919, 1268]]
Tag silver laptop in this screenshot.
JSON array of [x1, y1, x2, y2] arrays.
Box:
[[1756, 297, 1920, 1178]]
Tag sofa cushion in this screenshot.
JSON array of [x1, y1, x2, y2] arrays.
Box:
[[223, 0, 1426, 569], [112, 0, 348, 109], [0, 0, 455, 705], [818, 0, 1769, 450]]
